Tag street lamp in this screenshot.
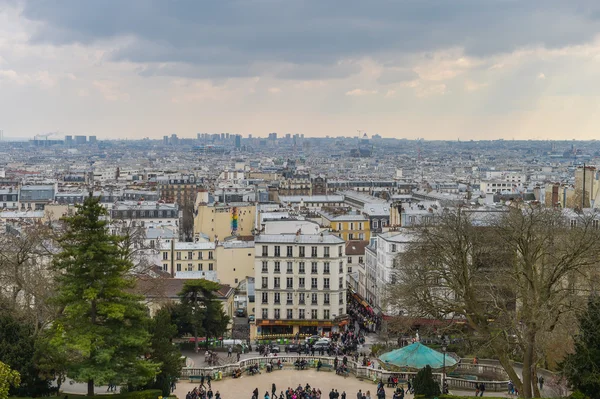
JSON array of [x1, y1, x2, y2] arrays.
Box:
[[442, 342, 447, 393]]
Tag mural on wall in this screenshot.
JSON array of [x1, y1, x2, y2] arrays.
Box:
[[231, 206, 238, 235]]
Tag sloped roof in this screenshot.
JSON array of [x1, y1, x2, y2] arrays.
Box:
[[345, 240, 369, 255], [379, 342, 457, 370]]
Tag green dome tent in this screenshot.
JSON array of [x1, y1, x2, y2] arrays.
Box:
[[379, 342, 457, 370]]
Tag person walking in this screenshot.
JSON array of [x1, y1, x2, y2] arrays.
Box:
[[341, 392, 346, 399], [265, 391, 271, 399], [272, 383, 277, 398], [479, 383, 485, 397], [539, 376, 544, 391], [253, 388, 259, 399], [237, 351, 241, 362], [357, 390, 362, 399], [215, 392, 221, 399], [228, 346, 233, 358]]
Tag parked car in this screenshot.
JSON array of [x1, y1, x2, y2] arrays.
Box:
[[305, 335, 322, 343], [270, 345, 281, 353], [248, 315, 255, 322], [287, 343, 307, 352], [314, 341, 329, 349], [235, 308, 246, 317]]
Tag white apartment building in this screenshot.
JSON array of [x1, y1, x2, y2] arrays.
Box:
[[365, 230, 416, 315], [253, 233, 347, 338]]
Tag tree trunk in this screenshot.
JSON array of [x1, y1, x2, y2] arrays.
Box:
[[522, 330, 536, 398], [531, 367, 540, 398], [87, 379, 95, 396], [194, 326, 199, 353]]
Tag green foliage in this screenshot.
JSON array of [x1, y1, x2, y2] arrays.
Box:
[[569, 391, 590, 399], [0, 361, 20, 399], [146, 308, 184, 397], [50, 196, 158, 395], [176, 279, 230, 351], [0, 312, 51, 397], [412, 365, 441, 398], [561, 296, 600, 399]]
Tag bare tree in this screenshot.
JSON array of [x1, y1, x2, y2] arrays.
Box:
[[387, 206, 600, 398]]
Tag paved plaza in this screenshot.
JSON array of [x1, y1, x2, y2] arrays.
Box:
[[173, 369, 414, 399]]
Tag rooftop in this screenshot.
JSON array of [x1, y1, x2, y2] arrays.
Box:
[[255, 233, 345, 244]]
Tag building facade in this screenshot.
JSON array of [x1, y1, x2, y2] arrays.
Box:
[[194, 202, 256, 241], [253, 233, 347, 338]]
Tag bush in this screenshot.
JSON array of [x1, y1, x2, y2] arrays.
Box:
[[413, 365, 440, 398]]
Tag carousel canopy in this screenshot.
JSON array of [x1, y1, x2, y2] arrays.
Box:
[[379, 342, 457, 370]]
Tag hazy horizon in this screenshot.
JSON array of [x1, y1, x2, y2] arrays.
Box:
[[2, 1, 600, 141]]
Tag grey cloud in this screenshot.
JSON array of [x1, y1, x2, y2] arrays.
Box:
[[377, 69, 419, 85], [20, 0, 600, 79]]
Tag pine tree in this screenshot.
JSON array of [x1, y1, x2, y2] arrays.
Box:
[[147, 307, 183, 397], [51, 196, 158, 396], [413, 365, 441, 398], [562, 296, 600, 399]]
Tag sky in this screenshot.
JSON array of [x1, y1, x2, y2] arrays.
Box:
[[1, 1, 600, 141]]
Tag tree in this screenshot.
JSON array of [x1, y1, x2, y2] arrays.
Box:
[[146, 307, 184, 397], [51, 195, 158, 396], [0, 361, 20, 399], [0, 309, 51, 397], [388, 206, 600, 398], [561, 296, 600, 398], [413, 365, 440, 398], [177, 279, 230, 353]]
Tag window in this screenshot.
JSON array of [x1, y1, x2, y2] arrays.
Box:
[[262, 261, 268, 272], [274, 261, 281, 273], [274, 293, 280, 304], [274, 277, 280, 288], [324, 310, 330, 319], [299, 262, 305, 274], [274, 309, 280, 319], [274, 246, 281, 256], [186, 263, 193, 271], [391, 244, 397, 252], [176, 263, 181, 271], [262, 309, 269, 319], [287, 293, 293, 304], [349, 234, 354, 240], [324, 293, 330, 304], [209, 263, 213, 271], [348, 266, 353, 273], [262, 292, 268, 304], [299, 309, 305, 319], [339, 277, 344, 289], [339, 262, 344, 273], [262, 277, 268, 288], [324, 247, 330, 257], [311, 309, 318, 319], [311, 246, 318, 257], [287, 246, 293, 257], [287, 277, 293, 288], [339, 246, 343, 256], [198, 251, 203, 260], [594, 219, 600, 229], [324, 278, 330, 289], [163, 264, 168, 271], [176, 252, 181, 260], [311, 262, 318, 274], [311, 278, 318, 289], [570, 219, 577, 228], [287, 309, 293, 319], [299, 246, 305, 257], [287, 262, 293, 274], [163, 252, 168, 260], [311, 293, 318, 304], [208, 251, 213, 260], [262, 245, 268, 256], [339, 294, 344, 304], [299, 277, 305, 288], [347, 256, 352, 264], [358, 256, 364, 264], [323, 262, 330, 274], [188, 251, 193, 260], [299, 293, 305, 304]]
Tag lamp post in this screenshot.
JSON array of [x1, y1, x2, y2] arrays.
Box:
[[442, 343, 447, 393]]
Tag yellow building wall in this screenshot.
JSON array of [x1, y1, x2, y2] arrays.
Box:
[[194, 203, 256, 241], [215, 245, 255, 286], [333, 220, 371, 241]]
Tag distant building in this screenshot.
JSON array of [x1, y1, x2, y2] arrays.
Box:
[[158, 174, 199, 207], [74, 135, 87, 145], [64, 135, 73, 146], [89, 136, 97, 144]]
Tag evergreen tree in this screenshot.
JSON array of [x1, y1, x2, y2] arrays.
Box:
[[177, 279, 230, 352], [51, 196, 158, 396], [562, 296, 600, 399], [413, 365, 441, 398], [147, 307, 183, 397]]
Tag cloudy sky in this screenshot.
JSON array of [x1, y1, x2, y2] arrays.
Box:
[[2, 1, 600, 140]]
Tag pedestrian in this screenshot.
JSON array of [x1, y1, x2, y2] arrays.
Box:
[[479, 383, 485, 397], [237, 352, 241, 362], [265, 391, 271, 399], [539, 376, 544, 391], [228, 346, 232, 358], [342, 392, 346, 399], [357, 390, 362, 399], [206, 373, 212, 389], [207, 388, 213, 399], [200, 373, 205, 389], [253, 388, 259, 399], [215, 392, 221, 399], [273, 383, 277, 398]]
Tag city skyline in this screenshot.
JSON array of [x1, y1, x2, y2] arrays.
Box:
[[1, 1, 600, 140]]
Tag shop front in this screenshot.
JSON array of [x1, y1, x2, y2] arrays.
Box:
[[253, 319, 335, 340]]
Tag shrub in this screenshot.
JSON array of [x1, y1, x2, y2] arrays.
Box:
[[413, 365, 440, 398]]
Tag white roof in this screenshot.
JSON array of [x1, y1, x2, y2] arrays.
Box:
[[279, 195, 344, 203], [256, 233, 345, 244], [160, 242, 215, 250]]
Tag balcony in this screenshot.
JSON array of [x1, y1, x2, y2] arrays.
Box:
[[299, 300, 305, 305], [274, 284, 280, 288], [274, 299, 280, 304], [287, 300, 293, 305], [311, 285, 318, 289], [262, 252, 268, 257], [324, 301, 330, 305]]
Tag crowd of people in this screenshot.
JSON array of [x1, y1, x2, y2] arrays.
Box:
[[186, 385, 221, 399], [251, 383, 351, 399]]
